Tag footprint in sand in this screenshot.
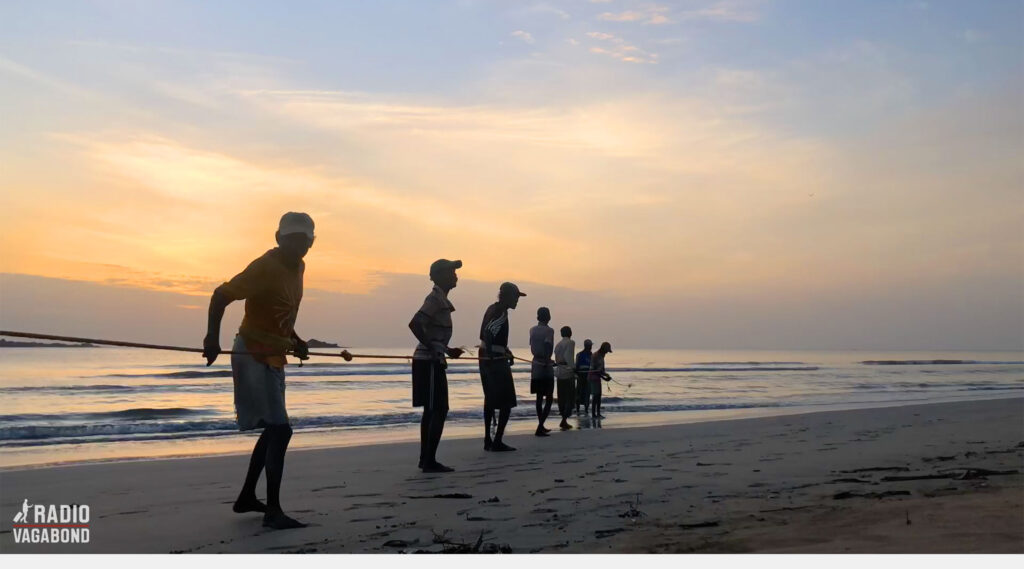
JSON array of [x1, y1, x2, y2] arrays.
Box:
[[309, 485, 350, 493]]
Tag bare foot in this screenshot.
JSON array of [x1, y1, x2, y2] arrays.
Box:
[[421, 461, 455, 473], [233, 495, 267, 513], [262, 510, 307, 530]]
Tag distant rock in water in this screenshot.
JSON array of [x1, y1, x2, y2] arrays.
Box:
[[0, 339, 98, 348], [306, 338, 341, 348]]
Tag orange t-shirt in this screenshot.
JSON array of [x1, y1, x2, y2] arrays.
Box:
[[219, 249, 304, 368]]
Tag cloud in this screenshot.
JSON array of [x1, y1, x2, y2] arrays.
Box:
[[678, 0, 762, 23], [522, 3, 571, 20], [511, 30, 536, 44], [0, 55, 95, 97], [598, 5, 670, 25], [957, 29, 988, 44], [585, 31, 658, 63]]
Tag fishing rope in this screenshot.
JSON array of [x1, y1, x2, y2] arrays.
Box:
[[0, 329, 632, 392], [1, 330, 517, 363]]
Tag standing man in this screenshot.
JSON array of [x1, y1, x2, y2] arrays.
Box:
[[408, 259, 464, 473], [589, 342, 613, 420], [575, 339, 593, 415], [529, 307, 555, 437], [479, 282, 526, 452], [202, 212, 315, 530], [554, 326, 576, 431]]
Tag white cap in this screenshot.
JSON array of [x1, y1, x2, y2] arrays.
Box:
[[278, 212, 315, 239]]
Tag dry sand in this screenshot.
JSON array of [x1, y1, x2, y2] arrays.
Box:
[[1, 397, 1021, 553]]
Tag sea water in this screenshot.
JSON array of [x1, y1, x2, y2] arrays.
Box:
[[1, 347, 1021, 468]]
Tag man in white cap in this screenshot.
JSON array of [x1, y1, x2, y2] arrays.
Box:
[[408, 258, 464, 473], [202, 212, 316, 530]]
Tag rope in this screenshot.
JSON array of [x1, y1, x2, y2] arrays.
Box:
[[1, 330, 513, 363], [1, 330, 405, 361], [0, 331, 626, 389]]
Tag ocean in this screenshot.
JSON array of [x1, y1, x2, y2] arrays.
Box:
[[1, 347, 1021, 469]]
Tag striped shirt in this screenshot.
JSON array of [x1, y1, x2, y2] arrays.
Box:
[[479, 302, 509, 352], [412, 285, 455, 360]]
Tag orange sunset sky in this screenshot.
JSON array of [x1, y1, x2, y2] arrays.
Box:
[[1, 1, 1021, 350]]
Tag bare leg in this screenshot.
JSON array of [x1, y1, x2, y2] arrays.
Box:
[[535, 395, 549, 436], [419, 411, 430, 466], [492, 408, 515, 451], [542, 395, 553, 426], [536, 394, 553, 435], [483, 406, 494, 450], [234, 429, 270, 513], [262, 424, 305, 529], [422, 409, 452, 471]]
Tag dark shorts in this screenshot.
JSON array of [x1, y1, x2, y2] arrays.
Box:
[[530, 378, 554, 396], [412, 359, 449, 412], [556, 379, 575, 417], [480, 358, 517, 409], [530, 361, 554, 395]]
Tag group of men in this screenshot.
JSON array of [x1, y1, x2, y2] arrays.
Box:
[[201, 213, 614, 530], [528, 307, 614, 435], [410, 260, 615, 474]]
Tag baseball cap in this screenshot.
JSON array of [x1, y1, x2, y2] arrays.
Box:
[[278, 212, 315, 239], [600, 341, 613, 353], [583, 339, 593, 348], [499, 282, 527, 297], [429, 259, 462, 278]]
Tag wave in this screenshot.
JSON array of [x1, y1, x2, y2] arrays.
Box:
[[862, 360, 1024, 365], [93, 364, 821, 381], [0, 383, 228, 394], [0, 407, 211, 423], [0, 400, 782, 445]]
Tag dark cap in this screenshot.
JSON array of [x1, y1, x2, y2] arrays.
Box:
[[499, 282, 527, 297], [600, 341, 613, 353], [429, 259, 462, 279], [583, 339, 593, 348]]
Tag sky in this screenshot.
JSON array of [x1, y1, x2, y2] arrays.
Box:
[[0, 1, 1022, 350]]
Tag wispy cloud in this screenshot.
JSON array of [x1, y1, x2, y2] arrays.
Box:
[[598, 5, 670, 25], [511, 30, 536, 44], [585, 31, 658, 63], [678, 0, 762, 23], [0, 55, 94, 97], [522, 3, 571, 20], [956, 29, 988, 44]]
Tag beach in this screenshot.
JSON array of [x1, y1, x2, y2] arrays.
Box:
[[1, 396, 1021, 553]]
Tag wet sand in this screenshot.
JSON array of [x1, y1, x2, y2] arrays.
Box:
[[1, 397, 1021, 553]]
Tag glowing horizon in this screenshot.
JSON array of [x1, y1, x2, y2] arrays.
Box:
[[1, 1, 1021, 349]]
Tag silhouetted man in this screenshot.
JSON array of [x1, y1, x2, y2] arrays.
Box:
[[409, 259, 464, 473], [530, 307, 555, 436], [479, 282, 526, 452], [203, 212, 315, 530], [589, 341, 613, 420], [575, 339, 593, 415], [553, 326, 576, 431]]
